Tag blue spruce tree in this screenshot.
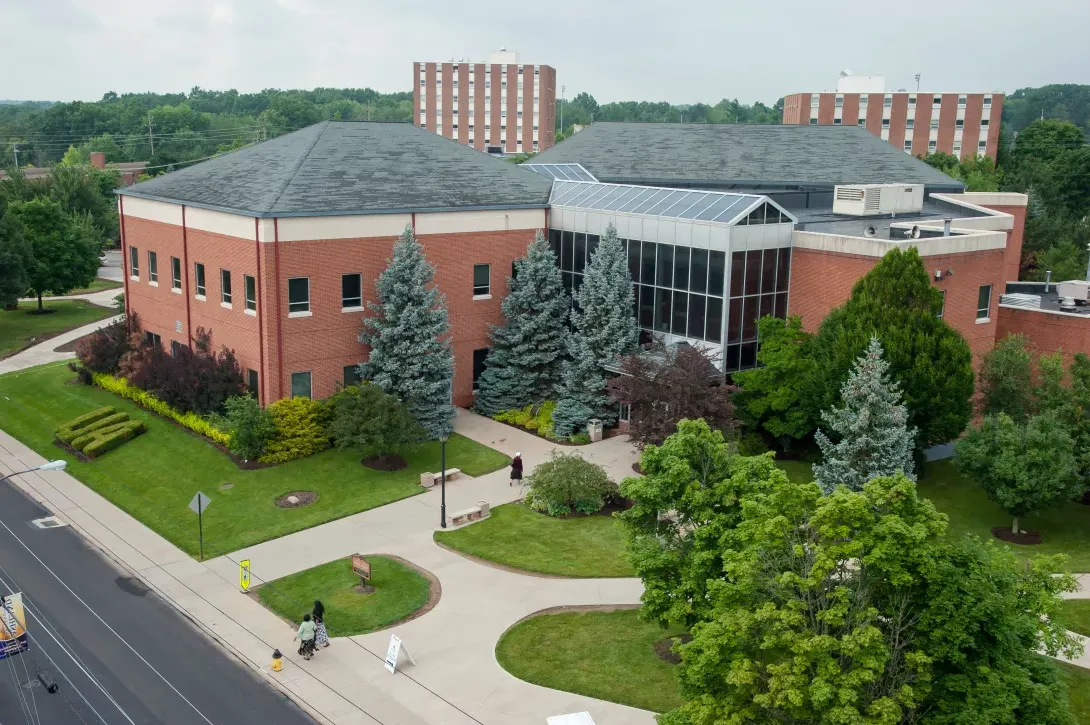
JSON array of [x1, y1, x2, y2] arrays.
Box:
[[553, 224, 639, 437], [474, 231, 570, 416], [360, 226, 455, 439]]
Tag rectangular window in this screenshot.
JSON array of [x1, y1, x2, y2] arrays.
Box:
[[171, 257, 182, 290], [220, 269, 232, 304], [743, 251, 761, 296], [656, 244, 673, 287], [288, 277, 310, 314], [904, 140, 913, 152], [290, 371, 312, 399], [858, 118, 866, 126], [977, 285, 992, 320], [833, 118, 842, 125], [930, 119, 939, 130], [981, 118, 990, 127], [654, 288, 671, 333], [883, 96, 892, 108], [343, 364, 362, 388], [245, 275, 256, 312], [937, 290, 946, 319], [472, 348, 489, 391], [706, 298, 723, 343], [194, 263, 206, 297], [673, 247, 690, 290], [776, 248, 791, 290], [882, 119, 890, 128], [687, 294, 706, 339], [641, 241, 656, 285], [708, 251, 726, 296], [933, 96, 942, 106], [958, 95, 967, 107], [129, 246, 139, 278], [144, 330, 160, 347], [809, 118, 817, 125], [811, 96, 819, 108], [171, 340, 185, 357], [342, 273, 362, 309], [834, 96, 843, 107], [473, 264, 491, 297], [690, 249, 708, 294], [148, 251, 158, 283], [908, 95, 917, 108], [928, 140, 937, 151], [247, 368, 258, 395], [956, 119, 964, 129], [573, 234, 586, 274], [983, 95, 992, 108], [906, 118, 914, 130]]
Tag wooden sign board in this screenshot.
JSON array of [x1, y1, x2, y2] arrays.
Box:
[[351, 555, 371, 582]]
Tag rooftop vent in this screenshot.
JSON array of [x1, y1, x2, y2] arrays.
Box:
[[1057, 280, 1090, 303], [999, 293, 1042, 309], [833, 184, 924, 217]]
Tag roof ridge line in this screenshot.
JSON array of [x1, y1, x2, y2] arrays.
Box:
[[263, 122, 331, 214]]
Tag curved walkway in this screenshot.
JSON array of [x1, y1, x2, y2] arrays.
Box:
[[0, 313, 122, 375]]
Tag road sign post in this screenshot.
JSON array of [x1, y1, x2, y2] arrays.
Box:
[[188, 492, 212, 560], [239, 559, 251, 592]]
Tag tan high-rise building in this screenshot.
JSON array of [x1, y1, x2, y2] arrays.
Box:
[[413, 48, 556, 155], [783, 74, 1002, 159]]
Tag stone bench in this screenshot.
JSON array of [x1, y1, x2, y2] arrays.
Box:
[[420, 469, 461, 488], [449, 501, 491, 527]]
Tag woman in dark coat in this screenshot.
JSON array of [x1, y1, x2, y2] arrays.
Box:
[[510, 452, 523, 487], [313, 600, 330, 648]]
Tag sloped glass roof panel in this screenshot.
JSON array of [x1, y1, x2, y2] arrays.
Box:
[[524, 163, 598, 182], [713, 197, 754, 222], [601, 186, 642, 211], [577, 185, 617, 208], [644, 190, 691, 215], [586, 186, 630, 210], [628, 188, 675, 214], [549, 181, 583, 204], [660, 191, 707, 217], [678, 193, 722, 219], [562, 183, 607, 206], [695, 195, 746, 221], [616, 187, 659, 212]]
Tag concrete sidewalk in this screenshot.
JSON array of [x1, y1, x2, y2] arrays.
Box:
[[0, 314, 122, 375], [0, 411, 653, 725]]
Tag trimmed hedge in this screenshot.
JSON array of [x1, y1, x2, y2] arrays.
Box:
[[59, 412, 130, 443], [84, 421, 146, 457], [70, 420, 135, 451], [259, 397, 331, 464], [92, 373, 231, 447], [55, 406, 116, 442]]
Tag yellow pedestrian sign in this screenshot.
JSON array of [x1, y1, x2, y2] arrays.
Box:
[[239, 560, 251, 592]]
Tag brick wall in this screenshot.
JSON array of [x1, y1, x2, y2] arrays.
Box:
[[122, 213, 541, 408], [997, 306, 1090, 368], [788, 245, 1004, 362]]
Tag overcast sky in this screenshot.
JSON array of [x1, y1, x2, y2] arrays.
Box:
[[4, 0, 1089, 105]]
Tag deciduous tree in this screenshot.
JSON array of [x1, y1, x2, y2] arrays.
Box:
[[474, 231, 569, 415], [813, 337, 916, 493], [0, 203, 31, 309], [360, 226, 456, 439], [979, 333, 1036, 421], [8, 198, 101, 311]]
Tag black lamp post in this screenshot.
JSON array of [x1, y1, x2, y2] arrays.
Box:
[[439, 433, 449, 528]]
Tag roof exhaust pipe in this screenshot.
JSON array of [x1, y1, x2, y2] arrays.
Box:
[[943, 217, 952, 237], [1045, 270, 1052, 293]]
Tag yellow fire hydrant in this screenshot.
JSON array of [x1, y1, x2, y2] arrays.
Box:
[[272, 648, 283, 672]]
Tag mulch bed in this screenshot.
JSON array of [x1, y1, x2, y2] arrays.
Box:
[[275, 491, 318, 508], [361, 454, 407, 471], [991, 526, 1043, 545], [653, 633, 693, 664]]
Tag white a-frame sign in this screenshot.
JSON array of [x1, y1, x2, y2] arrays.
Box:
[[384, 634, 416, 674]]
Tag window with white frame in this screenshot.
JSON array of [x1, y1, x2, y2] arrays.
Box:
[[129, 246, 139, 278], [810, 96, 819, 107], [958, 95, 967, 107], [956, 119, 964, 129], [172, 257, 182, 290], [928, 140, 937, 151], [290, 371, 312, 399], [473, 264, 490, 297], [981, 118, 989, 127], [148, 251, 158, 283], [930, 119, 939, 129], [883, 95, 892, 108], [977, 285, 991, 320], [983, 95, 992, 108], [834, 96, 843, 107], [908, 95, 917, 108], [933, 96, 942, 106], [195, 263, 206, 297], [220, 269, 232, 304], [342, 273, 362, 309], [288, 277, 309, 314], [906, 118, 915, 130], [882, 118, 890, 128], [904, 140, 913, 152], [244, 275, 256, 312]]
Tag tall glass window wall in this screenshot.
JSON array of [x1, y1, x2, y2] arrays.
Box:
[[550, 228, 791, 361]]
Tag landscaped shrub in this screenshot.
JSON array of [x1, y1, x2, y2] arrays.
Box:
[[328, 384, 423, 465], [54, 406, 115, 441], [525, 450, 617, 516], [494, 400, 558, 440], [75, 314, 139, 374], [260, 397, 331, 464], [91, 372, 231, 446], [57, 412, 129, 443], [70, 420, 134, 450], [83, 420, 146, 457], [219, 395, 276, 461]]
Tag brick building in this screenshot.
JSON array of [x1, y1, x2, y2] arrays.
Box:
[[116, 121, 551, 407], [413, 48, 556, 156], [782, 74, 1002, 160]]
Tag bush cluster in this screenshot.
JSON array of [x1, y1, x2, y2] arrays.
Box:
[[525, 450, 617, 516], [92, 373, 231, 446], [494, 400, 559, 440], [54, 406, 146, 457], [214, 395, 276, 461], [260, 397, 331, 464]]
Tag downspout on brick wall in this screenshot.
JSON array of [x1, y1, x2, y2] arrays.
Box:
[[253, 218, 266, 405], [181, 205, 193, 349], [273, 218, 284, 400], [118, 197, 130, 320]]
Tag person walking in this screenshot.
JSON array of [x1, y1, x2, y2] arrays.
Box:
[[313, 600, 330, 649], [294, 614, 316, 660], [509, 452, 523, 487]]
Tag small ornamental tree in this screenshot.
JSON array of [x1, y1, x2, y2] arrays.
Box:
[[955, 411, 1080, 535], [8, 198, 101, 311], [360, 226, 456, 439], [75, 313, 139, 374], [979, 333, 1036, 421], [553, 224, 638, 436], [525, 451, 616, 517], [474, 231, 569, 415], [328, 384, 424, 467], [608, 343, 737, 449], [221, 395, 276, 461], [732, 315, 816, 448], [814, 337, 916, 493], [805, 247, 974, 448]]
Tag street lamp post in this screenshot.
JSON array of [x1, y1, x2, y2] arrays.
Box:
[[439, 434, 449, 529], [0, 460, 67, 486]]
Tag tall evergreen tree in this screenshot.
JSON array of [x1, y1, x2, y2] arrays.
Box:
[[813, 336, 916, 494], [473, 231, 570, 416], [553, 224, 638, 436], [360, 226, 455, 439]]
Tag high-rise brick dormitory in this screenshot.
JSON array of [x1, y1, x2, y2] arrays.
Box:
[[118, 120, 1041, 411]]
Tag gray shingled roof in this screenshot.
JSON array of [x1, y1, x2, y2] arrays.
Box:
[[117, 121, 553, 217], [532, 123, 963, 190]]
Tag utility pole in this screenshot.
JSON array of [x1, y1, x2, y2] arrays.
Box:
[[11, 144, 18, 167], [560, 85, 565, 132], [914, 73, 921, 92], [147, 115, 155, 155]]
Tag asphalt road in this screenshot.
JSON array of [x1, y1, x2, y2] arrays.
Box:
[[0, 477, 315, 725]]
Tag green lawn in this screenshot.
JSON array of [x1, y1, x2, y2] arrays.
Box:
[[496, 609, 684, 713], [1058, 662, 1090, 724], [257, 556, 431, 637], [0, 300, 115, 358], [1060, 599, 1090, 637], [776, 459, 814, 484], [918, 460, 1090, 571], [0, 363, 510, 558], [434, 502, 633, 577], [68, 277, 123, 295]]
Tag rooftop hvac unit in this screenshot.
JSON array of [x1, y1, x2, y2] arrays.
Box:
[[1056, 280, 1090, 302], [832, 184, 924, 217]]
